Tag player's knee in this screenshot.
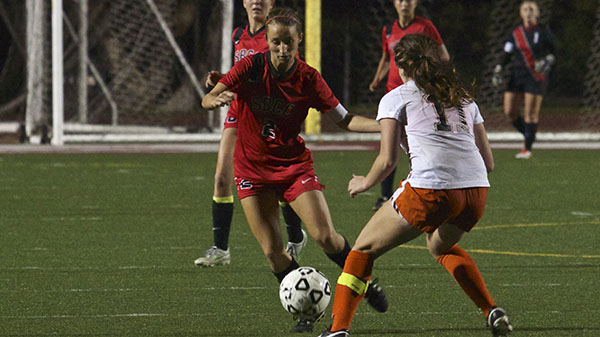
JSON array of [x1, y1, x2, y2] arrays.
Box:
[[312, 227, 337, 251]]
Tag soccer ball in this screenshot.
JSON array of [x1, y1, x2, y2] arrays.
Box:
[[279, 267, 331, 319]]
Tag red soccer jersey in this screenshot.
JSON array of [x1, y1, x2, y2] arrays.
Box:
[[220, 52, 340, 183], [382, 16, 444, 92], [233, 25, 269, 64]]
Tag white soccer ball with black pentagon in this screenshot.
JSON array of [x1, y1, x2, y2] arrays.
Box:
[[279, 267, 331, 319]]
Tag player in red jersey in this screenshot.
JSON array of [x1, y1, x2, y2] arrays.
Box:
[[195, 0, 308, 268], [492, 1, 555, 159], [369, 0, 450, 211], [202, 7, 388, 333]]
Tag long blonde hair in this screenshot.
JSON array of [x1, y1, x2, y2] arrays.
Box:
[[394, 34, 473, 108]]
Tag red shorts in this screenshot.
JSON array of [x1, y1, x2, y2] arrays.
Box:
[[223, 100, 239, 130], [234, 171, 324, 202], [391, 180, 488, 233]]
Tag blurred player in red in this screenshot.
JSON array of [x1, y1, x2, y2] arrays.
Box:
[[492, 1, 555, 159], [202, 7, 389, 333], [319, 34, 512, 337], [369, 0, 450, 211], [195, 0, 308, 268]]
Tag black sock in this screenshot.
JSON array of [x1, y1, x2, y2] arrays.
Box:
[[381, 167, 396, 199], [282, 204, 303, 243], [273, 258, 300, 283], [524, 123, 538, 151], [212, 200, 233, 251], [512, 116, 526, 136], [325, 236, 351, 269]]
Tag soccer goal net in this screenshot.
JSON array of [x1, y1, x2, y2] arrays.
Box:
[[23, 0, 234, 144], [5, 0, 599, 145]]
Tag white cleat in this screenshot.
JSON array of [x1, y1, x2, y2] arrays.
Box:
[[515, 149, 531, 159], [286, 229, 307, 260], [194, 246, 230, 267]]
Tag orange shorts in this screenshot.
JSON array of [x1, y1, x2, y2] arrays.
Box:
[[391, 180, 488, 233], [234, 172, 324, 202]]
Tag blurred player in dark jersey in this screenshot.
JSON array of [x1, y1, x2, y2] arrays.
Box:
[[492, 1, 555, 159], [202, 7, 389, 332], [195, 0, 307, 268], [369, 0, 449, 211]]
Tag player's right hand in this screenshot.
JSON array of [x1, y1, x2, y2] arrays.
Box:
[[205, 71, 225, 88], [491, 64, 503, 87], [369, 79, 380, 92], [213, 90, 235, 107]]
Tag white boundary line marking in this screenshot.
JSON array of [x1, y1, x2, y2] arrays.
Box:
[[1, 141, 599, 154]]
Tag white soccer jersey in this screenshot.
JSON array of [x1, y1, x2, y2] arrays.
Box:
[[377, 80, 490, 189]]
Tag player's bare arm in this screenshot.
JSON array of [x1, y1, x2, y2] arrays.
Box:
[[201, 82, 235, 109], [348, 118, 399, 197], [438, 44, 450, 62], [369, 51, 391, 92], [474, 123, 494, 173]]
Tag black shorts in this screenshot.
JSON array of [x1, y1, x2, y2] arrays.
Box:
[[507, 72, 546, 95]]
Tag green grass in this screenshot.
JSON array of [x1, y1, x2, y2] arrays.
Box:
[[0, 149, 599, 336]]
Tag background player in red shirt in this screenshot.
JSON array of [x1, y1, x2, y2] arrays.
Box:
[[492, 1, 555, 159], [202, 8, 388, 333], [195, 0, 307, 268], [368, 0, 450, 211]]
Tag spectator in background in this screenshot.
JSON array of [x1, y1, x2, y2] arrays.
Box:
[[492, 0, 555, 159], [368, 0, 449, 211]]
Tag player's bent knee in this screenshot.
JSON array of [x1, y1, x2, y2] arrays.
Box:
[[312, 228, 338, 251]]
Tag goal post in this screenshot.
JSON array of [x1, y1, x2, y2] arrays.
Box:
[[304, 0, 321, 135], [51, 0, 64, 145]]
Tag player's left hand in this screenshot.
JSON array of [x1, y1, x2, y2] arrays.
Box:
[[535, 54, 555, 74], [348, 174, 367, 197]]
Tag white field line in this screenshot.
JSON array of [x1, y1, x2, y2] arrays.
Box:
[[1, 141, 599, 154]]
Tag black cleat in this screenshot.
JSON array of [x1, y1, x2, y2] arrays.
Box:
[[487, 307, 513, 336], [318, 326, 349, 337], [365, 278, 388, 313], [290, 318, 314, 333]]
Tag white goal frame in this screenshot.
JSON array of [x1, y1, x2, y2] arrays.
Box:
[[44, 0, 233, 145]]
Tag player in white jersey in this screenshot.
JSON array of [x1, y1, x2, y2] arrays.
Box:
[[319, 34, 512, 337]]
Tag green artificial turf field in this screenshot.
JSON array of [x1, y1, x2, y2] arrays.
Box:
[[1, 149, 598, 336]]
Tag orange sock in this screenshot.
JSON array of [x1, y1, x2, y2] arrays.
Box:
[[436, 245, 496, 316], [330, 250, 373, 331]]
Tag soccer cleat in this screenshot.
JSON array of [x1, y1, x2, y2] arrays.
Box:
[[372, 197, 389, 211], [365, 278, 389, 313], [290, 318, 315, 333], [194, 246, 230, 267], [318, 326, 350, 337], [487, 307, 513, 337], [515, 149, 531, 159], [286, 229, 308, 260]]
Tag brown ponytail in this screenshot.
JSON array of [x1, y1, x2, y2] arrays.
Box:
[[394, 34, 473, 108]]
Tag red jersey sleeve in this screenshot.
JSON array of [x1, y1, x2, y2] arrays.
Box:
[[219, 54, 255, 92], [381, 26, 389, 55], [309, 70, 340, 113], [423, 21, 444, 45]]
